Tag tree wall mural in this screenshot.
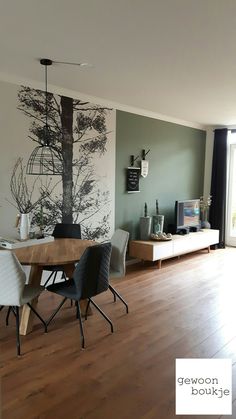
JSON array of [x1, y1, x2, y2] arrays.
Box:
[[15, 86, 115, 240]]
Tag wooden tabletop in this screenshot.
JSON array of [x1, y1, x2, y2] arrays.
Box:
[[13, 238, 96, 266]]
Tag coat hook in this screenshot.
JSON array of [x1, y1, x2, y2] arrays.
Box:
[[130, 154, 139, 166], [142, 149, 150, 160]]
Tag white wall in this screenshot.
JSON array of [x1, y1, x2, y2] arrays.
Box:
[[0, 81, 34, 237]]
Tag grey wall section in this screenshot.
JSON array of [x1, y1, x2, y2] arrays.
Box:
[[115, 111, 206, 239]]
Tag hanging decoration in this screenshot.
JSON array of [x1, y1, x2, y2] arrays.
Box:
[[140, 149, 150, 178], [26, 58, 63, 175]]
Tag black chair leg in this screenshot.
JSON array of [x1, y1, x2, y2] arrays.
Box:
[[14, 306, 21, 356], [76, 302, 85, 349], [89, 298, 114, 333], [85, 300, 91, 320], [75, 301, 79, 319], [43, 271, 55, 287], [27, 303, 48, 333], [60, 272, 73, 306], [6, 306, 15, 326], [109, 285, 129, 314], [52, 271, 58, 284], [61, 271, 67, 281], [46, 297, 67, 328]]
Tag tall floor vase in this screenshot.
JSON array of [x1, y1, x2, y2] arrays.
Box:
[[201, 209, 211, 229], [140, 216, 152, 240], [20, 213, 31, 240]]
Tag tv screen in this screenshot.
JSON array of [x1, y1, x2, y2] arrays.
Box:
[[175, 199, 200, 229]]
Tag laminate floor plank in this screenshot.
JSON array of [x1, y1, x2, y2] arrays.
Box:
[[1, 248, 236, 418]]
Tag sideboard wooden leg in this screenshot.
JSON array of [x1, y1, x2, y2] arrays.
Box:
[[207, 246, 210, 253], [157, 259, 162, 269]]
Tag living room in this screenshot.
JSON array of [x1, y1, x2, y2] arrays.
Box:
[[0, 1, 236, 418]]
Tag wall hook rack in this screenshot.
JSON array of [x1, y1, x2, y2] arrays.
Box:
[[142, 149, 150, 160], [130, 155, 139, 166]]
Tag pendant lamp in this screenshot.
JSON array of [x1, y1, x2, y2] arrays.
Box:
[[26, 59, 63, 175]]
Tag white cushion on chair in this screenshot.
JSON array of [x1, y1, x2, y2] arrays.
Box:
[[110, 229, 129, 278], [0, 251, 44, 306], [0, 251, 25, 306]]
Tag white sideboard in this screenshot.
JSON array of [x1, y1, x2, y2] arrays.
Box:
[[129, 229, 219, 268]]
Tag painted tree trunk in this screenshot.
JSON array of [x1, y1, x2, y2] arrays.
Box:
[[61, 96, 73, 223]]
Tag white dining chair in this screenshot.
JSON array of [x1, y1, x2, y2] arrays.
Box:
[[108, 229, 129, 313], [0, 251, 47, 355]]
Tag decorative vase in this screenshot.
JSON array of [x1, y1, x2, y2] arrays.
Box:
[[140, 216, 152, 240], [201, 209, 211, 229], [153, 215, 164, 234], [20, 213, 31, 240]]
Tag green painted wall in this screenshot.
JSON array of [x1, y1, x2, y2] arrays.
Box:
[[115, 111, 206, 239]]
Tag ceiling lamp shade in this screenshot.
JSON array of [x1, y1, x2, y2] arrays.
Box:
[[26, 145, 62, 175], [26, 58, 63, 175]]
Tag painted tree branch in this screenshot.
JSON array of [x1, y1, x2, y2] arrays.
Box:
[[8, 158, 51, 213], [18, 85, 113, 238]]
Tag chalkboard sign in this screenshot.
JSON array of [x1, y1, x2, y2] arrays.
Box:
[[126, 167, 140, 193]]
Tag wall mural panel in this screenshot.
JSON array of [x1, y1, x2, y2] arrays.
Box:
[[0, 80, 115, 240]]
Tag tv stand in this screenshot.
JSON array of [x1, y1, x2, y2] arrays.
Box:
[[129, 229, 219, 268]]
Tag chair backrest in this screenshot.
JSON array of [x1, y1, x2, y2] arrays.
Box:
[[52, 223, 81, 239], [110, 229, 129, 277], [0, 251, 26, 306], [73, 242, 112, 300]]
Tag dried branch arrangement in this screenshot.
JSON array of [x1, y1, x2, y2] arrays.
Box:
[[8, 158, 50, 213], [200, 195, 212, 211]]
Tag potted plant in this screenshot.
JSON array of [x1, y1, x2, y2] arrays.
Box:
[[140, 202, 152, 240], [200, 195, 212, 229], [152, 199, 164, 234]]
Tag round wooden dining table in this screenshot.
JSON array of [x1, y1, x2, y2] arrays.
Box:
[[13, 238, 96, 335]]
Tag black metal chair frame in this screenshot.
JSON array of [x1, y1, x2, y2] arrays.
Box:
[[108, 284, 129, 313], [2, 304, 47, 356], [43, 270, 67, 288], [43, 223, 81, 288], [46, 296, 114, 349], [46, 243, 116, 348]]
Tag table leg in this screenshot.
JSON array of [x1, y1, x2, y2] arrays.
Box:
[[63, 264, 92, 317], [20, 265, 43, 336]]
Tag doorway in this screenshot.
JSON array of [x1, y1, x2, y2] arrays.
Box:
[[226, 131, 236, 245]]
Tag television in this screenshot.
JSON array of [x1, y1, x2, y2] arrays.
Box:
[[175, 199, 200, 231]]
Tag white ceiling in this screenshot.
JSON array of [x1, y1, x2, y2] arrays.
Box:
[[1, 0, 236, 128]]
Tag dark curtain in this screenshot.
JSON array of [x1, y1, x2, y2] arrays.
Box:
[[209, 128, 228, 248]]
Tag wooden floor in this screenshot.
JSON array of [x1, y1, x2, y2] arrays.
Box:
[[1, 247, 236, 419]]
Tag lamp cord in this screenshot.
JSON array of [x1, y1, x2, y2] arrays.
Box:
[[45, 64, 48, 146]]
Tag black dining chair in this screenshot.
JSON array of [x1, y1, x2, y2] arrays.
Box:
[[43, 223, 81, 287], [46, 242, 113, 348]]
